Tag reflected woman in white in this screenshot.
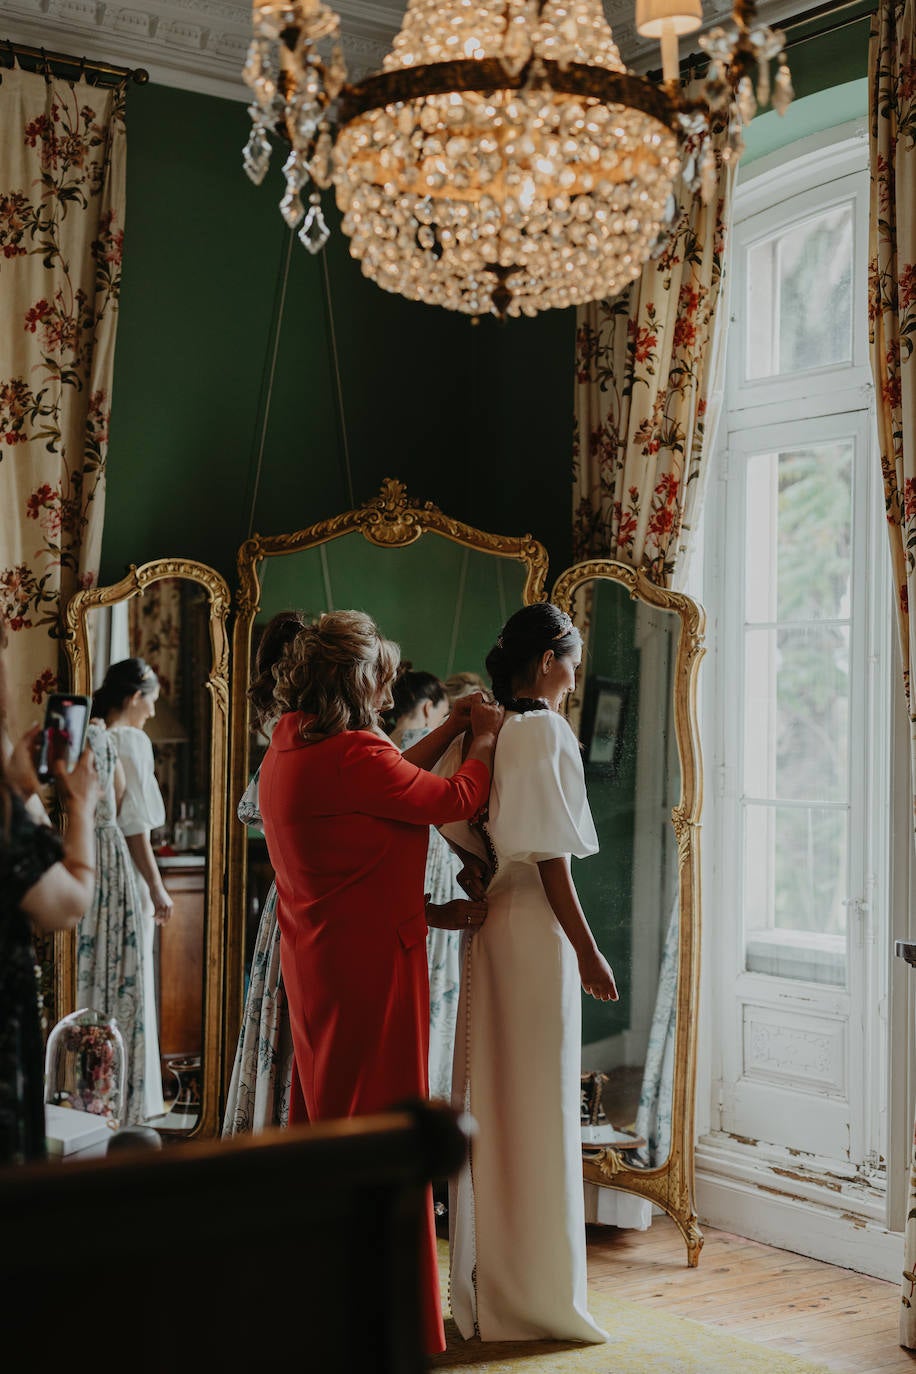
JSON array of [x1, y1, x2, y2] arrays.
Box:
[[437, 602, 617, 1344], [91, 658, 171, 1121]]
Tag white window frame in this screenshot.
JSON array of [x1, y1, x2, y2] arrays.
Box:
[[697, 121, 900, 1277]]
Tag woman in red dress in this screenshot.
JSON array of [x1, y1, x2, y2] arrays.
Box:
[[258, 610, 503, 1357]]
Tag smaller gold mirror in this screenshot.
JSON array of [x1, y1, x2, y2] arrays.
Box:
[[61, 559, 230, 1139], [552, 559, 705, 1265]]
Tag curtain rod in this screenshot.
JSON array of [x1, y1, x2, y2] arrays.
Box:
[[773, 0, 876, 38], [650, 0, 876, 82], [1, 39, 149, 86], [777, 0, 876, 48]]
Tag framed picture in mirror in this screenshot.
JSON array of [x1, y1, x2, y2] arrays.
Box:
[[583, 677, 629, 775]]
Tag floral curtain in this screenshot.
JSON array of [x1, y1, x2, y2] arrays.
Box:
[[0, 65, 126, 732], [867, 0, 916, 1346], [572, 104, 735, 588], [573, 107, 734, 1228], [129, 579, 183, 703]]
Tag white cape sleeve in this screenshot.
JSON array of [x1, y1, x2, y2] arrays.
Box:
[[434, 735, 490, 864], [487, 711, 599, 864], [115, 727, 166, 837]]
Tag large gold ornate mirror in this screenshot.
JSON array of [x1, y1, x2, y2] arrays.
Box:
[[551, 560, 705, 1265], [225, 478, 548, 1082], [61, 559, 231, 1140]]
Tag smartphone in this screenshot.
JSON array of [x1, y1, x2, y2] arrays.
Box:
[[34, 693, 91, 784]]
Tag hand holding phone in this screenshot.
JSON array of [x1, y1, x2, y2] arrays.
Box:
[[6, 724, 44, 800], [34, 694, 91, 785], [52, 738, 99, 812]]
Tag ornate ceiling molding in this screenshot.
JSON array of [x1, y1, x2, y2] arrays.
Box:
[[2, 0, 390, 99], [2, 0, 811, 102]]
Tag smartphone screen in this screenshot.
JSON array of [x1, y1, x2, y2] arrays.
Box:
[[36, 694, 90, 783]]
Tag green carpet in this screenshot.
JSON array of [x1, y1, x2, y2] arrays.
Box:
[[431, 1241, 833, 1374]]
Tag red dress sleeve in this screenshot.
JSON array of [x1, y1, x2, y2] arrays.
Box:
[[342, 732, 489, 826]]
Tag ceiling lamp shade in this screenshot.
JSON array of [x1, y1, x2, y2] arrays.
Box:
[[635, 0, 703, 81], [242, 0, 792, 321], [635, 0, 704, 37]]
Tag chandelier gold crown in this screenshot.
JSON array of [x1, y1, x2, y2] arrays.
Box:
[[241, 0, 792, 320]]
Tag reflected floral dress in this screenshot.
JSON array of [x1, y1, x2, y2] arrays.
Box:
[[221, 768, 294, 1135], [398, 725, 464, 1102], [76, 722, 147, 1124]]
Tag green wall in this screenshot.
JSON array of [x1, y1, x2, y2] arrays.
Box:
[[101, 15, 872, 591], [256, 536, 526, 678], [742, 7, 870, 165], [101, 85, 576, 590]]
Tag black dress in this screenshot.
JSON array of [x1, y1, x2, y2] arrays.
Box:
[[0, 790, 62, 1164]]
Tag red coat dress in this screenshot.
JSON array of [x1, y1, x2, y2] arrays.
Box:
[[258, 712, 490, 1356]]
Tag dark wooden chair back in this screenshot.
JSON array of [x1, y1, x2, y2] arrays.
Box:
[[1, 1099, 466, 1373]]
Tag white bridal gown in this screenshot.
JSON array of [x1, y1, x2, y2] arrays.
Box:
[[439, 709, 608, 1344]]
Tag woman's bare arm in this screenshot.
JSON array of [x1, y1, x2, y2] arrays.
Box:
[[125, 833, 173, 925], [536, 856, 618, 1001], [20, 747, 99, 933]]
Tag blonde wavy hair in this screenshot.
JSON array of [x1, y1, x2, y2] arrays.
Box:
[[272, 610, 400, 739]]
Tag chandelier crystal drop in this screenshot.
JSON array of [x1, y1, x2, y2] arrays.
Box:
[[242, 0, 793, 321]]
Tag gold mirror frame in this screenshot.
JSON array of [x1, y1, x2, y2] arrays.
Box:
[[551, 558, 706, 1267], [61, 558, 231, 1139], [225, 477, 549, 1082]]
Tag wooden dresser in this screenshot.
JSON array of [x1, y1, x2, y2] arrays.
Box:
[[156, 855, 205, 1065]]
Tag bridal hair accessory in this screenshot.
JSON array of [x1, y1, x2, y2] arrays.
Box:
[[495, 609, 572, 651]]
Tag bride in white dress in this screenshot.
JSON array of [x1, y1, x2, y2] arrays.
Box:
[[438, 602, 617, 1344]]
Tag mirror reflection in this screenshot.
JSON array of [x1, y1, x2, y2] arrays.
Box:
[[249, 534, 524, 768], [567, 578, 681, 1176], [227, 532, 527, 1134], [244, 532, 526, 958], [77, 579, 212, 1136]]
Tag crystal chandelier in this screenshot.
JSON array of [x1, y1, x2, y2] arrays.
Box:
[[242, 0, 792, 321]]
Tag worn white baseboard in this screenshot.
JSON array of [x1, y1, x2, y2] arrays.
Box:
[[697, 1144, 905, 1283]]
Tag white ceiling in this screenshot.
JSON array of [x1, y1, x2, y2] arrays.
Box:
[[1, 0, 806, 103]]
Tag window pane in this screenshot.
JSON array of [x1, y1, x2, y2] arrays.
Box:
[[743, 803, 847, 985], [743, 625, 850, 802], [746, 203, 854, 380], [745, 443, 853, 624]]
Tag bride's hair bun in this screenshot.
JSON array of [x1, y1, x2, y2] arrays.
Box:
[[485, 603, 580, 709]]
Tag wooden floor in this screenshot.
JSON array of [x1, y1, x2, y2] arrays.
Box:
[[585, 1215, 916, 1373]]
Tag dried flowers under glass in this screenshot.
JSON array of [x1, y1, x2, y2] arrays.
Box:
[[44, 1007, 126, 1130]]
